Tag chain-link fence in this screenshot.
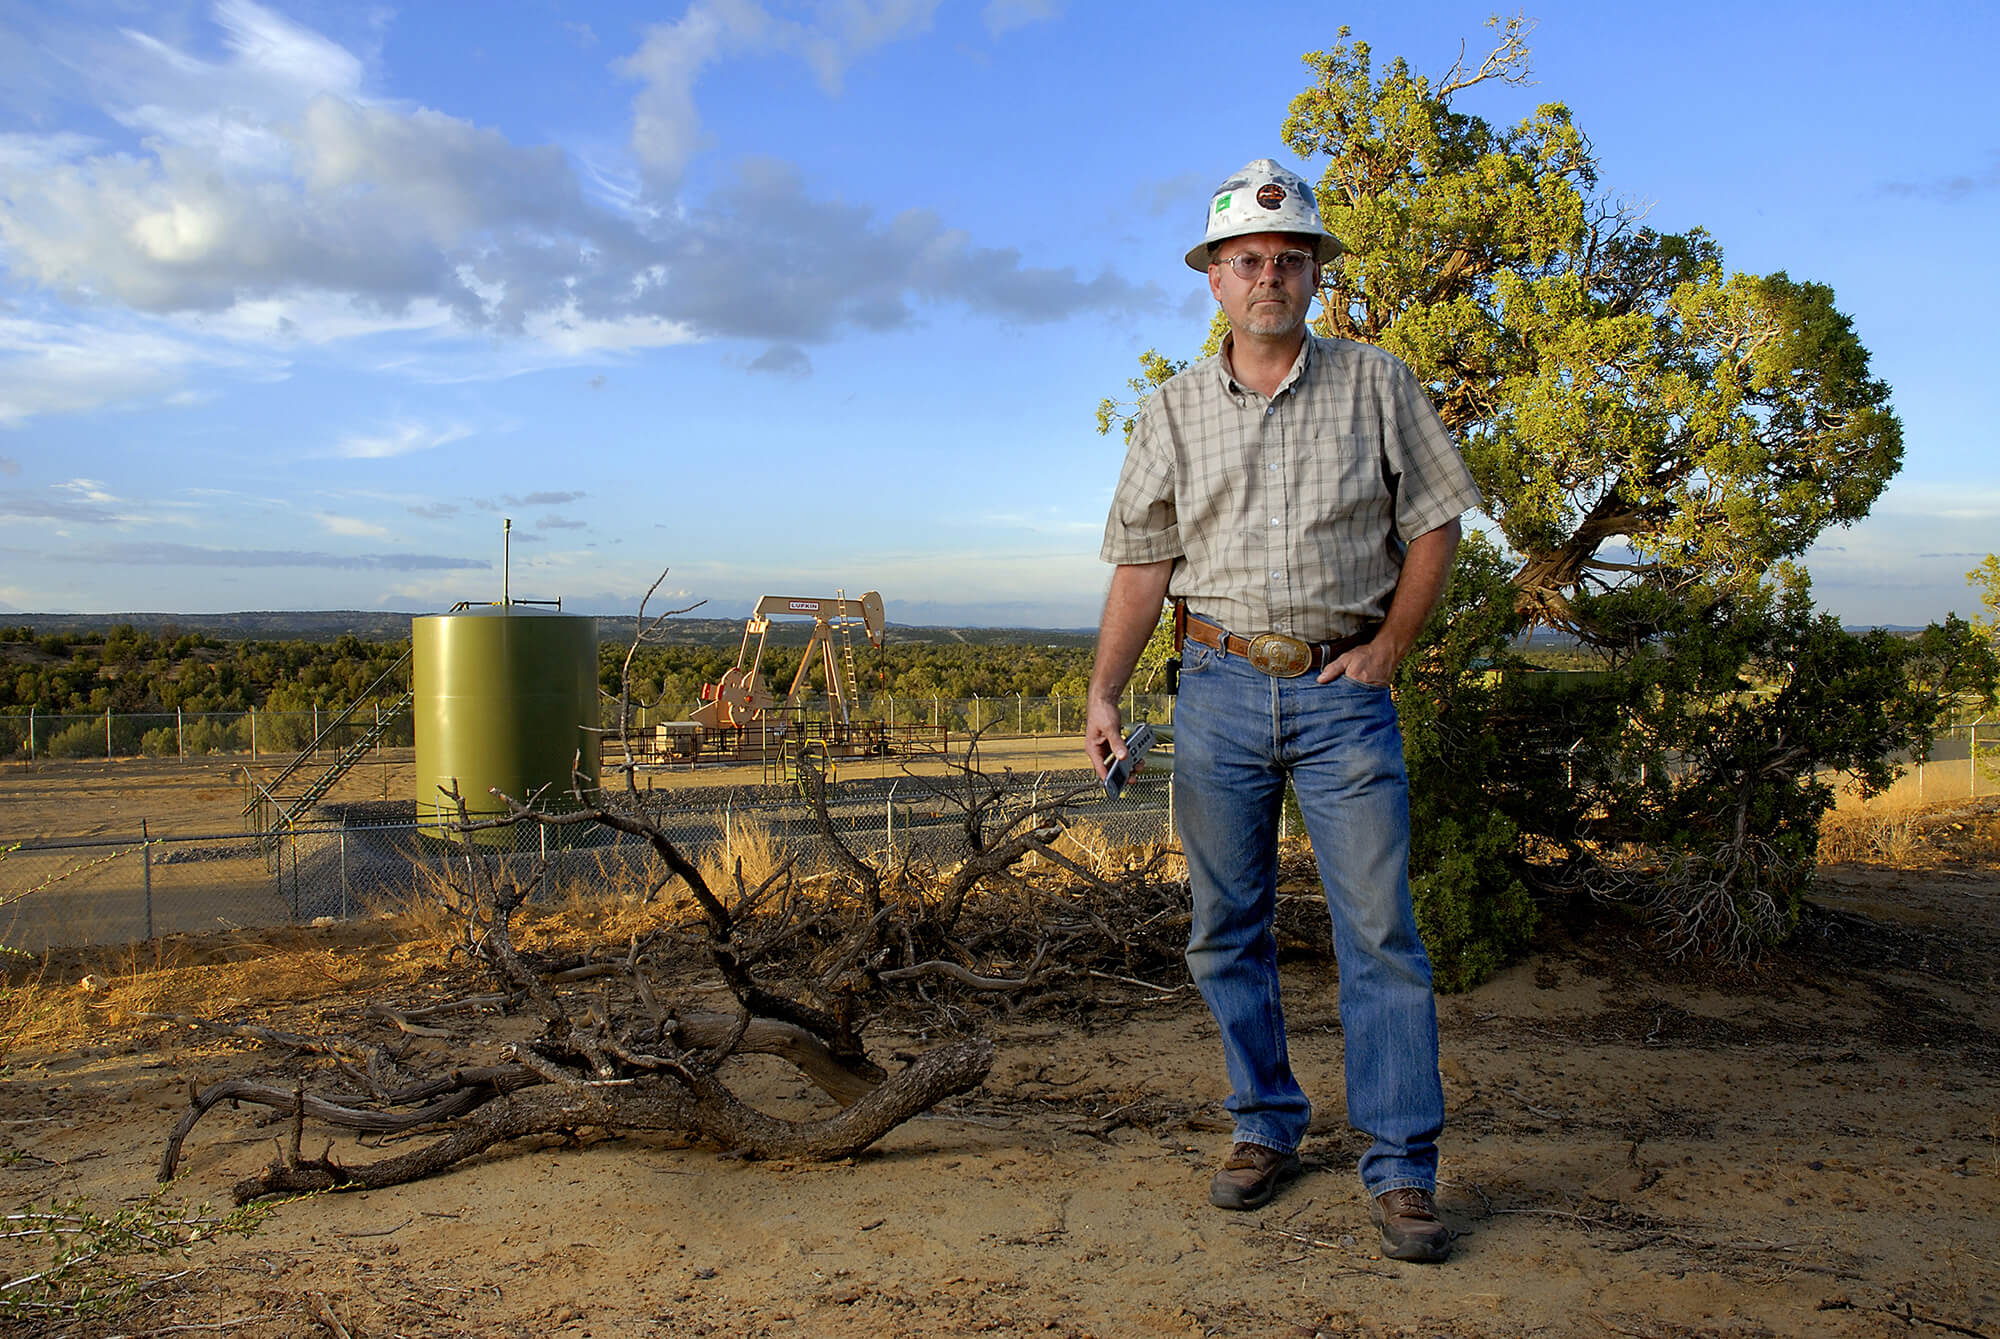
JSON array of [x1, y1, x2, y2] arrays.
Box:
[[0, 770, 1172, 954], [0, 704, 417, 762], [1853, 715, 1997, 808], [0, 695, 1170, 764]]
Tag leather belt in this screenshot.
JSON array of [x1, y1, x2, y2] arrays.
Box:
[[1181, 617, 1378, 678]]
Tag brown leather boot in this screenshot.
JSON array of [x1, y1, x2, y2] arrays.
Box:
[[1208, 1142, 1300, 1210], [1369, 1187, 1453, 1262]]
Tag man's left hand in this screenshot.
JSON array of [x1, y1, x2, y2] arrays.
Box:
[[1319, 639, 1397, 687]]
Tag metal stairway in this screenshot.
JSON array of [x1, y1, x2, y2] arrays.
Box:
[[245, 652, 412, 841]]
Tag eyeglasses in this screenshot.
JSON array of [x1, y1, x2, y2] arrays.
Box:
[[1217, 249, 1315, 280]]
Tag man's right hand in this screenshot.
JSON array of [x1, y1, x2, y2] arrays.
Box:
[[1084, 559, 1172, 781], [1083, 697, 1126, 781]]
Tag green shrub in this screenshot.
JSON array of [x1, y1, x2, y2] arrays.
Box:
[[43, 719, 106, 760]]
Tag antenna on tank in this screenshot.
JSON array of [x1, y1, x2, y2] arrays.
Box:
[[503, 517, 511, 608]]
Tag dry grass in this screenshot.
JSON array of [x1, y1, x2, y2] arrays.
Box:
[[0, 919, 445, 1058], [1817, 793, 2000, 868], [1818, 806, 1925, 865], [1044, 818, 1179, 881], [0, 818, 1193, 1064]]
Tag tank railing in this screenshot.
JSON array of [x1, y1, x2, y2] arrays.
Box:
[[448, 598, 564, 611], [239, 650, 413, 816]]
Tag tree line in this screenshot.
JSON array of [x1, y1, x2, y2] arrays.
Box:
[[0, 624, 1106, 719], [0, 626, 408, 718]]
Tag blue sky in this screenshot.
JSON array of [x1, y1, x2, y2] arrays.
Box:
[[1, 0, 1994, 629]]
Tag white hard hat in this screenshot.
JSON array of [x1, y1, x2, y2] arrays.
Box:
[[1184, 158, 1343, 273]]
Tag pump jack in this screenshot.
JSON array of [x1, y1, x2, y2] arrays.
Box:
[[690, 590, 885, 732]]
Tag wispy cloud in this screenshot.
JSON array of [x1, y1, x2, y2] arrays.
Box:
[[1880, 153, 2000, 201], [0, 309, 282, 426], [978, 509, 1099, 536], [315, 511, 389, 538], [536, 515, 587, 531], [0, 479, 143, 526], [982, 1, 1062, 38], [473, 491, 588, 511], [332, 421, 473, 459], [617, 0, 944, 190], [1135, 170, 1206, 219], [69, 542, 487, 571], [748, 343, 811, 377]]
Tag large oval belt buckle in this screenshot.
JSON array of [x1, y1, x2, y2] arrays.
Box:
[[1245, 632, 1312, 678]]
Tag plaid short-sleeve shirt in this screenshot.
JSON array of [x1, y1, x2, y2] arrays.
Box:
[[1100, 334, 1483, 643]]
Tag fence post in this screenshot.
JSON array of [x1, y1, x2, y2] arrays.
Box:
[[1018, 693, 1025, 735], [250, 707, 258, 761], [105, 707, 112, 760], [973, 695, 980, 733], [177, 707, 184, 762], [1971, 721, 1980, 798], [26, 705, 33, 765], [340, 828, 350, 919], [1167, 773, 1175, 844], [724, 794, 733, 863], [313, 704, 320, 756], [1055, 695, 1061, 735], [932, 697, 939, 727], [886, 779, 897, 866], [142, 819, 154, 940]]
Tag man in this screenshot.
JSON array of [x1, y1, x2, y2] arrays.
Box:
[[1085, 158, 1481, 1264]]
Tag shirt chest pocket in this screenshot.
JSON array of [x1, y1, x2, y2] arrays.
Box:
[[1306, 432, 1389, 517]]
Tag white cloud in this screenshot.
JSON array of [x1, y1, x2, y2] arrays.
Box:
[[0, 0, 1155, 415], [616, 0, 777, 191], [0, 309, 282, 425], [982, 0, 1063, 37], [617, 0, 942, 189], [315, 511, 389, 538], [1867, 481, 2000, 524], [521, 305, 700, 356], [978, 509, 1099, 536], [0, 478, 144, 526], [187, 293, 459, 345], [332, 421, 473, 460]]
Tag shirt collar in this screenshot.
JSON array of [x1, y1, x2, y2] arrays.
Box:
[[1217, 331, 1316, 399]]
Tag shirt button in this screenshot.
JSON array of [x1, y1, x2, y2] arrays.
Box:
[[1268, 463, 1279, 471], [1269, 517, 1280, 526], [1271, 571, 1283, 581], [1265, 406, 1276, 416]]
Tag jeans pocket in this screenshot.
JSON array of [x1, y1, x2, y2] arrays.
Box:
[[1181, 642, 1216, 677]]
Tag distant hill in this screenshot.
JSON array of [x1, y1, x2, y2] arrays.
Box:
[[4, 610, 1099, 649]]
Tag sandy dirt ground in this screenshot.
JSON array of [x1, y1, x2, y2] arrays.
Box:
[[1, 795, 1996, 1339]]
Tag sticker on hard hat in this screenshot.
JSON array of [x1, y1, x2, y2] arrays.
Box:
[[1214, 194, 1232, 214], [1256, 183, 1286, 209]]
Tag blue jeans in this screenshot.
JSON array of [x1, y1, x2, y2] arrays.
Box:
[[1174, 636, 1443, 1195]]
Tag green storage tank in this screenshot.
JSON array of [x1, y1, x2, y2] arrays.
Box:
[[413, 606, 600, 844]]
